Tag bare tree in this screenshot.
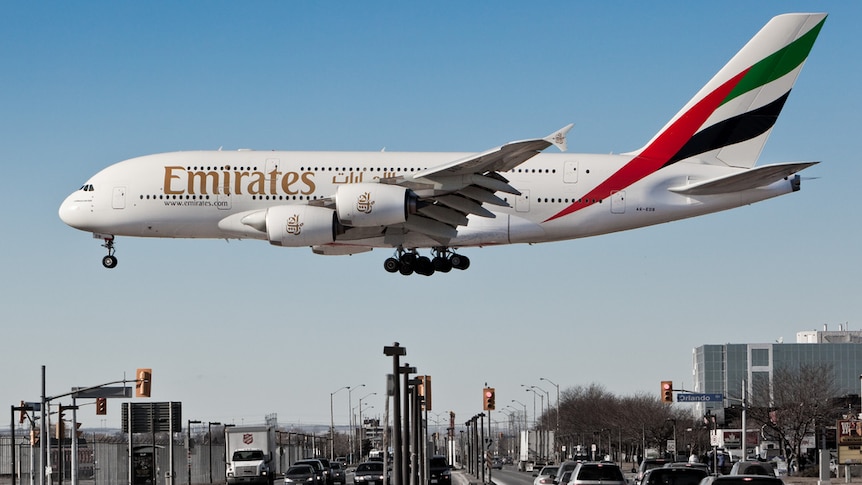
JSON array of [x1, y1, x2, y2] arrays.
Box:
[[748, 363, 843, 472], [554, 383, 700, 464]]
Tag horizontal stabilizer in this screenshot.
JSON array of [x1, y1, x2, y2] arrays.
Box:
[[668, 162, 819, 196]]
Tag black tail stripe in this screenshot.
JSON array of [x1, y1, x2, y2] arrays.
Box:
[[663, 91, 791, 168]]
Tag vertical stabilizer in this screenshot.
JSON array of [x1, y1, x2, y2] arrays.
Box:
[[634, 13, 826, 169]]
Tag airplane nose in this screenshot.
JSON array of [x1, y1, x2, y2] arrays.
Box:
[[59, 193, 89, 229]]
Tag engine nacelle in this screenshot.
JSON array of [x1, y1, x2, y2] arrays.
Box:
[[335, 183, 415, 227], [265, 205, 340, 247]]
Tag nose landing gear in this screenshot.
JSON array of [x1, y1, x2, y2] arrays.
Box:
[[101, 236, 118, 269], [382, 247, 470, 276]]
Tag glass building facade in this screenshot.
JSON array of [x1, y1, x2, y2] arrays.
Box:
[[692, 332, 862, 421]]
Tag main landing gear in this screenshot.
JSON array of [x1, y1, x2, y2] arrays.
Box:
[[101, 236, 118, 269], [383, 247, 470, 276]]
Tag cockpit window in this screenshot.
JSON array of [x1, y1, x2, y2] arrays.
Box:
[[79, 184, 94, 192]]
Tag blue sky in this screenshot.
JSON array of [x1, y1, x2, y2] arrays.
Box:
[[2, 2, 860, 431]]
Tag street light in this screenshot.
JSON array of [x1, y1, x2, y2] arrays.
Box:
[[188, 420, 202, 485], [330, 386, 349, 459], [207, 422, 222, 484], [540, 377, 560, 461], [524, 387, 545, 461], [531, 385, 550, 462], [511, 399, 528, 440], [358, 392, 377, 461], [348, 384, 366, 463]]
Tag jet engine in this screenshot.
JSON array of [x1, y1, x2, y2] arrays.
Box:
[[335, 183, 416, 226], [264, 205, 341, 247]]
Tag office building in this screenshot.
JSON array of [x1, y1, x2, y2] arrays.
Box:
[[691, 325, 862, 422]]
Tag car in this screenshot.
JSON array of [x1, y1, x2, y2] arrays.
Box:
[[698, 475, 785, 485], [640, 465, 708, 485], [729, 462, 776, 477], [428, 455, 452, 485], [329, 461, 346, 485], [285, 465, 319, 485], [354, 461, 387, 485], [566, 462, 626, 485], [566, 462, 628, 485], [664, 462, 710, 473], [533, 466, 560, 485], [316, 458, 334, 485], [635, 459, 672, 485], [492, 458, 503, 470], [555, 461, 580, 483], [293, 459, 327, 485]]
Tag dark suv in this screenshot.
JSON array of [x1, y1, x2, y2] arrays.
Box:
[[635, 459, 672, 485], [428, 456, 451, 485], [640, 466, 708, 485], [569, 462, 626, 485], [294, 459, 327, 485]]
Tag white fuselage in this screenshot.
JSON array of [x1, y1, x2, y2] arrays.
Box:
[[59, 149, 795, 251]]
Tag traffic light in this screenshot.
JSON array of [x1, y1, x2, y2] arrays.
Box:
[[19, 400, 26, 424], [56, 410, 65, 440], [96, 397, 107, 415], [136, 368, 152, 398], [661, 381, 673, 403], [483, 387, 496, 410]]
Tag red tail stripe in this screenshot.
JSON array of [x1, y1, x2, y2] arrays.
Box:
[[544, 68, 749, 223]]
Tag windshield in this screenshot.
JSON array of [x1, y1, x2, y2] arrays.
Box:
[[357, 462, 384, 472], [645, 470, 707, 485], [577, 465, 624, 481], [233, 450, 264, 461]]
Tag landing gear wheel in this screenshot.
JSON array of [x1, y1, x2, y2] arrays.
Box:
[[398, 262, 414, 276], [415, 256, 435, 276], [100, 236, 117, 269], [400, 252, 417, 265], [432, 256, 452, 273], [450, 253, 470, 270], [102, 255, 118, 269], [383, 257, 400, 273]]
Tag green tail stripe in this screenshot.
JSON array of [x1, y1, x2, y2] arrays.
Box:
[[723, 17, 826, 105]]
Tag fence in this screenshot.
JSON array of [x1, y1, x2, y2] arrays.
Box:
[[0, 433, 324, 485]]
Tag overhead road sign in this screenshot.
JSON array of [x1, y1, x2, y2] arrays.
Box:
[[72, 386, 133, 399], [677, 393, 723, 402]]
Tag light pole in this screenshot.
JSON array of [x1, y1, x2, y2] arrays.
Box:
[[540, 377, 560, 461], [524, 387, 544, 461], [331, 386, 349, 459], [358, 392, 377, 461], [207, 422, 221, 484], [188, 420, 201, 485], [532, 385, 550, 462], [348, 384, 366, 463], [511, 400, 528, 431]]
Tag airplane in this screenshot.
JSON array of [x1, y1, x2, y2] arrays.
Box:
[[59, 13, 826, 276]]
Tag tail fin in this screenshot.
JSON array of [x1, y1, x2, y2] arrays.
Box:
[[633, 13, 826, 169]]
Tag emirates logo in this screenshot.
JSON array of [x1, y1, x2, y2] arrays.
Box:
[[356, 192, 375, 214], [286, 214, 303, 235]]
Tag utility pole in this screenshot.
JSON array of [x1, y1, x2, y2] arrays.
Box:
[[383, 343, 407, 485]]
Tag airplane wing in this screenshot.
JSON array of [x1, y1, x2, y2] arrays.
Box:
[[396, 124, 573, 241], [668, 161, 819, 196], [313, 125, 573, 243], [414, 123, 573, 178]]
